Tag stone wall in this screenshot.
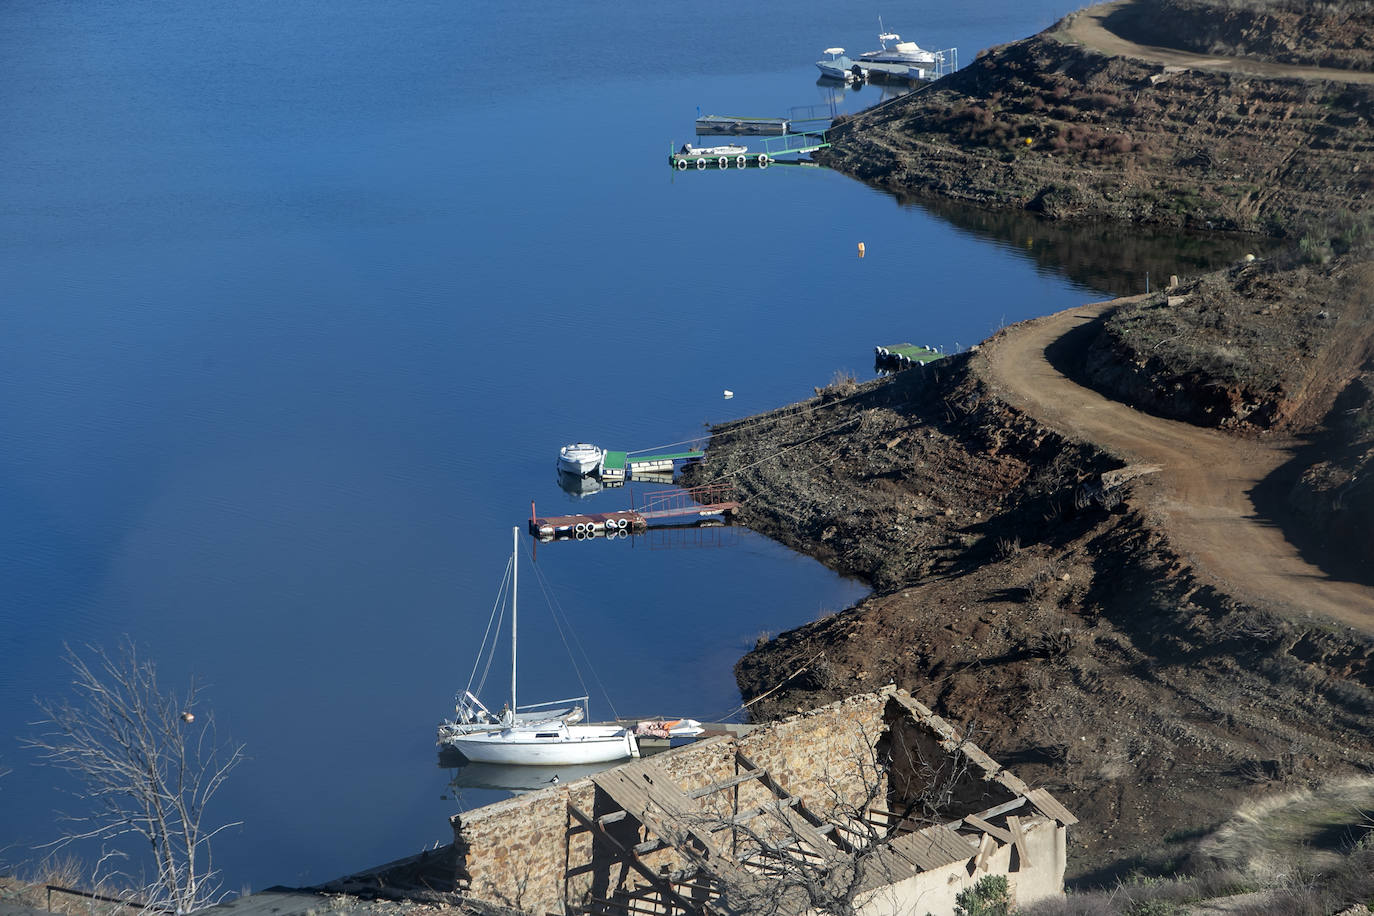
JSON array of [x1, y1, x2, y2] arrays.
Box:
[[452, 694, 890, 913], [449, 690, 1068, 915]]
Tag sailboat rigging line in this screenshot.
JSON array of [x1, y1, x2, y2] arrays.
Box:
[[716, 413, 864, 478], [465, 555, 514, 701], [625, 437, 706, 455], [701, 650, 828, 724], [525, 554, 623, 722], [624, 374, 883, 458]]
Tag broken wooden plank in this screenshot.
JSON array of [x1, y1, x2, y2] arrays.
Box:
[[1026, 787, 1078, 826], [963, 813, 1013, 845], [1006, 814, 1031, 868], [684, 770, 765, 799], [973, 833, 997, 872], [567, 802, 700, 915]]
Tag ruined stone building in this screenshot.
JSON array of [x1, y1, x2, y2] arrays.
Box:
[[451, 688, 1074, 915]]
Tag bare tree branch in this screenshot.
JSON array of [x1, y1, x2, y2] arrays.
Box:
[[23, 639, 246, 914]]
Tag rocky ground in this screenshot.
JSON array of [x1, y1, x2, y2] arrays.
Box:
[[681, 251, 1374, 885], [689, 1, 1374, 886], [816, 0, 1374, 236]]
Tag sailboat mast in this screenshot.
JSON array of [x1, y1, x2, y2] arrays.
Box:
[[511, 521, 519, 714]]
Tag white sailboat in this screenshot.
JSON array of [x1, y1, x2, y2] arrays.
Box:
[[440, 528, 640, 766]]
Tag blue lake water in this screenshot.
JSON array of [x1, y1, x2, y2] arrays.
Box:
[[0, 0, 1256, 894]]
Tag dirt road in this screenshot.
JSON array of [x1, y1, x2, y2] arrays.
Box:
[[978, 299, 1374, 633], [1057, 0, 1374, 85]]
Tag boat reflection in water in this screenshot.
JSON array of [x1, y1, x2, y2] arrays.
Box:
[[556, 468, 603, 499], [447, 759, 617, 794]]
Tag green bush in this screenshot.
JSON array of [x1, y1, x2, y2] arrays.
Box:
[[956, 875, 1012, 916]]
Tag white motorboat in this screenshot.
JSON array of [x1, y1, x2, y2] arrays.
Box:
[[858, 32, 938, 72], [675, 143, 749, 157], [816, 48, 866, 83], [856, 25, 956, 81], [557, 442, 604, 478], [440, 528, 640, 767]]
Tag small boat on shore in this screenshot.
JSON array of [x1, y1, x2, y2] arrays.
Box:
[[633, 718, 705, 740], [557, 443, 604, 478]]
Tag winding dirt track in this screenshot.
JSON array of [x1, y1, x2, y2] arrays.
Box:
[[1058, 0, 1374, 85], [978, 299, 1374, 633]]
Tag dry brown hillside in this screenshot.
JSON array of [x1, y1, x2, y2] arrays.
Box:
[[817, 0, 1374, 235]]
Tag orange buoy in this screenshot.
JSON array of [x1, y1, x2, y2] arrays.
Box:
[[857, 242, 866, 257]]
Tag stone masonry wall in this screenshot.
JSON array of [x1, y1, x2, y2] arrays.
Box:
[[451, 693, 893, 913]]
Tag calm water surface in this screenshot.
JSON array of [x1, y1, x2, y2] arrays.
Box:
[[0, 0, 1255, 891]]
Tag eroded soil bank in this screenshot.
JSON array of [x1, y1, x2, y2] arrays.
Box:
[[683, 0, 1374, 886], [817, 0, 1374, 236], [682, 255, 1374, 882]]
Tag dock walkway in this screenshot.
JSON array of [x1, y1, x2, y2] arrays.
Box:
[[529, 483, 739, 541]]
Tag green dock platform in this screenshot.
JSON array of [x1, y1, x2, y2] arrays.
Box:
[[598, 450, 705, 481], [627, 450, 705, 475], [600, 451, 628, 481], [875, 343, 944, 368]]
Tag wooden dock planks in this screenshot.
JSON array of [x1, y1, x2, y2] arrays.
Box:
[[592, 762, 754, 886]]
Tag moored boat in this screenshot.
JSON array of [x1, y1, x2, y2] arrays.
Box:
[[557, 442, 604, 478], [816, 48, 865, 83], [675, 142, 748, 158], [440, 528, 640, 767], [669, 143, 770, 171], [447, 721, 639, 765]]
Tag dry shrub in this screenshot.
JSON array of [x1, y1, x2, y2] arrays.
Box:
[[1082, 92, 1122, 111], [1108, 135, 1135, 154]]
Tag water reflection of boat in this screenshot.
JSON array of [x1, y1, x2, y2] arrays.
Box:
[[448, 760, 615, 794], [556, 468, 602, 498]]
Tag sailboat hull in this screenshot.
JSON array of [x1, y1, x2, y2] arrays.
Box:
[[447, 724, 639, 765]]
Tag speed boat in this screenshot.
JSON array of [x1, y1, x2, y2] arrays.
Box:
[[816, 48, 866, 83]]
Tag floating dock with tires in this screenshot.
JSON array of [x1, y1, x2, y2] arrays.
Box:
[[875, 343, 944, 369], [671, 150, 774, 170], [529, 484, 739, 542], [669, 131, 831, 171]]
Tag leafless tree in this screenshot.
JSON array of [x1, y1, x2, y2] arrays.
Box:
[[24, 640, 246, 914]]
